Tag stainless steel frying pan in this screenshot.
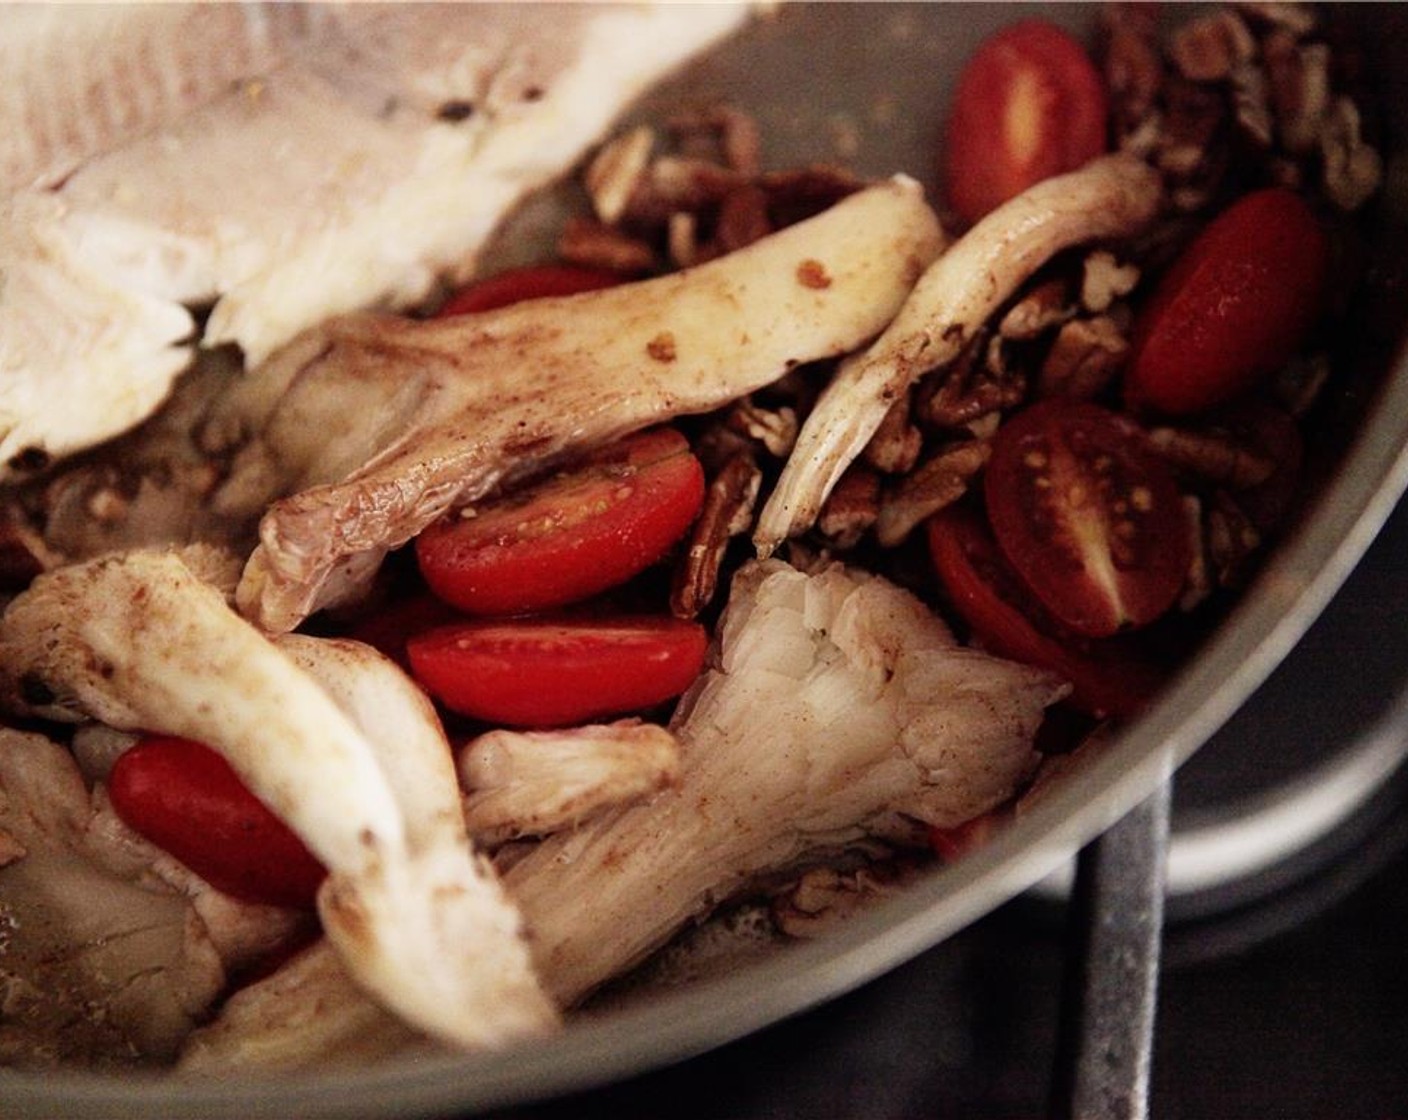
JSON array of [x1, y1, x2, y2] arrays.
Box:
[[3, 4, 1406, 1117]]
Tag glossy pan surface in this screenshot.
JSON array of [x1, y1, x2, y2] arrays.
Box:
[[4, 4, 1406, 1117]]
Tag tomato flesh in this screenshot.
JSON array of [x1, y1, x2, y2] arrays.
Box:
[[109, 736, 326, 909], [437, 263, 626, 317], [985, 399, 1190, 638], [927, 505, 1162, 720], [407, 615, 708, 728], [416, 428, 705, 616], [1125, 188, 1329, 415], [943, 19, 1108, 226]]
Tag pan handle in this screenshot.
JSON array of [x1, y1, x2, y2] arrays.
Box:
[[1052, 779, 1171, 1120]]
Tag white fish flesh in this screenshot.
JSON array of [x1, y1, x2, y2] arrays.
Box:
[[0, 3, 754, 479], [0, 4, 307, 193]]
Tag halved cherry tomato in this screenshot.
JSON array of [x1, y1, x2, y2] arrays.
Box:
[[943, 19, 1108, 226], [109, 736, 326, 909], [415, 427, 706, 616], [406, 615, 708, 727], [1124, 188, 1329, 416], [984, 399, 1191, 638], [436, 263, 626, 317], [927, 505, 1162, 719]]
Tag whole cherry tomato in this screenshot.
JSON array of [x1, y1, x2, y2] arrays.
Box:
[[415, 427, 705, 617], [984, 399, 1191, 638], [943, 19, 1108, 226], [1124, 188, 1329, 416], [109, 736, 326, 909], [927, 505, 1163, 720], [407, 615, 709, 728], [436, 263, 626, 317]]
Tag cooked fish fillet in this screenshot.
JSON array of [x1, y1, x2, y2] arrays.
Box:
[[0, 4, 308, 193], [504, 559, 1068, 1005], [223, 176, 943, 631], [0, 3, 754, 479], [0, 550, 558, 1052]]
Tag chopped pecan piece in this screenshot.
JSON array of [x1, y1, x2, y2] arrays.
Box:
[[817, 465, 881, 551], [757, 164, 866, 226], [1170, 9, 1256, 82], [1145, 424, 1277, 490], [725, 398, 799, 459], [999, 277, 1074, 341], [716, 184, 774, 253], [875, 439, 990, 547], [1080, 251, 1141, 314], [916, 331, 1027, 431], [667, 210, 703, 269], [1038, 315, 1130, 401], [1206, 490, 1262, 588], [670, 450, 761, 618], [630, 156, 746, 223], [1102, 4, 1165, 138], [585, 125, 655, 225], [1156, 77, 1227, 180], [1264, 33, 1331, 155], [862, 393, 922, 475], [1320, 95, 1383, 212], [1236, 2, 1319, 38], [1178, 494, 1213, 611], [1230, 62, 1275, 149], [669, 105, 762, 177], [557, 216, 656, 273]]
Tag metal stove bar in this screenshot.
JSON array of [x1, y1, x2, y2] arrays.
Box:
[[1053, 780, 1171, 1120]]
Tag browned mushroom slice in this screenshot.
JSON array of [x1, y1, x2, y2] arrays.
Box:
[[222, 176, 944, 632], [754, 154, 1162, 555], [0, 550, 557, 1052], [504, 559, 1068, 1005]]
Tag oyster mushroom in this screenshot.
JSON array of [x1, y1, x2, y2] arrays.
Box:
[[504, 559, 1067, 1004], [219, 175, 943, 632], [0, 548, 557, 1052], [755, 154, 1163, 554]]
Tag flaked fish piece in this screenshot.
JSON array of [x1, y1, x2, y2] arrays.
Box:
[[223, 176, 943, 631], [0, 3, 753, 479], [504, 559, 1068, 1005], [0, 728, 226, 1067], [0, 4, 308, 194], [460, 721, 682, 844], [755, 154, 1163, 554], [0, 550, 557, 1052]]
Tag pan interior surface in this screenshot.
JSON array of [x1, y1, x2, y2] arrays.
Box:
[[4, 4, 1407, 1117]]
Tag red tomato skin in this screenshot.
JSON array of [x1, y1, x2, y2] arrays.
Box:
[[109, 737, 326, 909], [984, 399, 1191, 638], [1125, 188, 1329, 416], [943, 19, 1108, 226], [436, 264, 626, 317], [407, 616, 709, 728], [926, 506, 1161, 720], [416, 428, 705, 616]]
